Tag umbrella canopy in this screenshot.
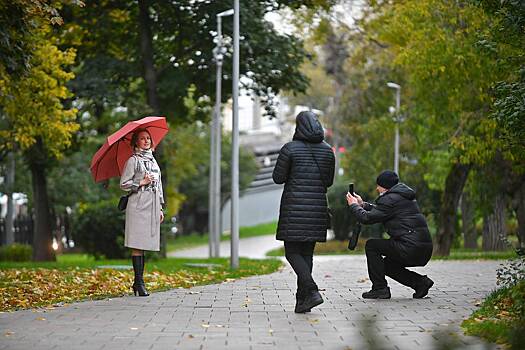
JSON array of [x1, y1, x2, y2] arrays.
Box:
[[90, 116, 168, 183]]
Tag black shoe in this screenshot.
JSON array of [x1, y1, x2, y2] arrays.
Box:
[[413, 276, 434, 299], [294, 296, 311, 313], [296, 291, 323, 313], [362, 287, 391, 299]]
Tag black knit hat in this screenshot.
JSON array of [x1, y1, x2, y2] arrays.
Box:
[[376, 170, 399, 189]]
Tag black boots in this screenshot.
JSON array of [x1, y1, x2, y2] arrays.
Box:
[[296, 290, 323, 313], [413, 276, 434, 299], [131, 255, 149, 297], [295, 290, 312, 313], [362, 287, 391, 299]]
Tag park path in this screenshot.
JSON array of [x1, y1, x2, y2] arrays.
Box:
[[0, 255, 500, 350], [168, 234, 283, 259]]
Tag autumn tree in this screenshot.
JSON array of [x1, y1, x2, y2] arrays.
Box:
[[0, 27, 78, 261]]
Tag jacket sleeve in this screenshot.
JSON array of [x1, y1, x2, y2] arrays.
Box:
[[272, 144, 291, 184], [349, 201, 394, 225], [120, 156, 140, 193], [363, 202, 374, 211]]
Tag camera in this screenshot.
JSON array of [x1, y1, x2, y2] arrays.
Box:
[[348, 183, 354, 195]]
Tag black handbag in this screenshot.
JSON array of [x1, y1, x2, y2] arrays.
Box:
[[304, 142, 333, 229], [118, 194, 130, 211], [118, 155, 139, 211]]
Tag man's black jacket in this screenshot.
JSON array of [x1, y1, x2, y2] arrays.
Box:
[[349, 183, 432, 261]]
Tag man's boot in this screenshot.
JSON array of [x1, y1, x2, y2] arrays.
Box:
[[362, 287, 391, 299], [296, 290, 323, 313], [413, 276, 433, 299]]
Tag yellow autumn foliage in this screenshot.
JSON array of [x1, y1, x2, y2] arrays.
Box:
[[0, 28, 79, 159]]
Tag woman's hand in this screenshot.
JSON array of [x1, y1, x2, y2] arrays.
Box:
[[160, 211, 164, 223], [139, 173, 153, 186], [346, 192, 359, 206]]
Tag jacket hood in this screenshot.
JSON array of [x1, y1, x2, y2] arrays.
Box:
[[387, 183, 416, 200], [292, 111, 324, 143]]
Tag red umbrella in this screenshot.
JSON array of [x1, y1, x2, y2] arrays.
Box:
[[90, 116, 169, 183]]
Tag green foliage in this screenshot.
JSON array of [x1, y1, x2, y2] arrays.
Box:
[[327, 180, 354, 240], [72, 200, 128, 259], [0, 0, 81, 77], [0, 244, 32, 262], [463, 280, 525, 349], [61, 1, 333, 123], [174, 124, 258, 234]]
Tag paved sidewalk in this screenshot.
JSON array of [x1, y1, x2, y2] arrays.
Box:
[[169, 235, 283, 259], [0, 256, 500, 350]]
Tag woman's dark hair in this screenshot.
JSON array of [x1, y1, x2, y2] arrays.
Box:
[[130, 128, 154, 150]]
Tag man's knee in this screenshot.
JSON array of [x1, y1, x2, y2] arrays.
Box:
[[365, 238, 382, 252]]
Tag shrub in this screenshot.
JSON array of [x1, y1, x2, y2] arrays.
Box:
[[0, 243, 33, 261], [72, 200, 128, 259]]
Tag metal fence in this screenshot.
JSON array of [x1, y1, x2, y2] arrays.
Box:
[[0, 216, 34, 246]]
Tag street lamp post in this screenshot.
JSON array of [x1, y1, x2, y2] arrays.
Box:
[[209, 8, 234, 258], [387, 82, 401, 175], [231, 0, 240, 269]]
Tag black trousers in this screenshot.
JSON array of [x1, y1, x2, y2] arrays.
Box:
[[284, 241, 317, 297], [365, 238, 430, 290]]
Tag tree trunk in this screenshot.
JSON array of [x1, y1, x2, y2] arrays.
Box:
[[461, 190, 477, 249], [434, 162, 470, 256], [138, 0, 160, 115], [30, 158, 55, 261], [482, 193, 507, 251], [514, 180, 525, 248]]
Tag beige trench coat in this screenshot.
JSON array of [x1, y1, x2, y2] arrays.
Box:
[[120, 154, 164, 251]]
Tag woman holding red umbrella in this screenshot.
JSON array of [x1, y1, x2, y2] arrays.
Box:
[[120, 128, 164, 296]]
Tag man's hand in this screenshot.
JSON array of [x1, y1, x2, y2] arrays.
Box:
[[160, 211, 164, 223], [346, 192, 359, 206], [354, 193, 364, 206]]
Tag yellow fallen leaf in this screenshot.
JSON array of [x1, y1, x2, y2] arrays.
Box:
[[36, 317, 46, 321], [201, 324, 210, 328]]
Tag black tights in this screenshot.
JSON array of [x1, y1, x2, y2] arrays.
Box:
[[284, 241, 317, 298]]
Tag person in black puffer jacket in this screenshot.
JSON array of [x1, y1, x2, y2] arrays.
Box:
[[346, 170, 434, 299], [273, 110, 335, 313]]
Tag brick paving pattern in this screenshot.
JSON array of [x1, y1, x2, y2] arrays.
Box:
[[0, 255, 500, 349]]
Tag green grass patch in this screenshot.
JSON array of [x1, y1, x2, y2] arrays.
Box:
[[0, 254, 282, 311], [265, 239, 515, 260], [266, 239, 366, 256], [462, 280, 525, 348], [167, 221, 277, 252], [432, 249, 516, 260]]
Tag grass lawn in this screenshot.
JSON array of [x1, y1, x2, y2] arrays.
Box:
[[0, 254, 282, 312], [462, 280, 525, 348], [266, 239, 515, 260], [167, 221, 277, 252]]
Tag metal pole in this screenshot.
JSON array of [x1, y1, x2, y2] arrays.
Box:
[[231, 0, 240, 269], [209, 107, 216, 257], [394, 88, 400, 175], [213, 16, 223, 258]]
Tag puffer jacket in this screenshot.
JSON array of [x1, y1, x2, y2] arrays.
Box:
[[349, 183, 433, 262], [272, 111, 335, 242]]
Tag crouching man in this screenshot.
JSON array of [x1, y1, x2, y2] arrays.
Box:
[[346, 170, 434, 299]]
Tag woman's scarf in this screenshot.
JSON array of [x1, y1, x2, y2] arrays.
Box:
[[134, 148, 154, 162]]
